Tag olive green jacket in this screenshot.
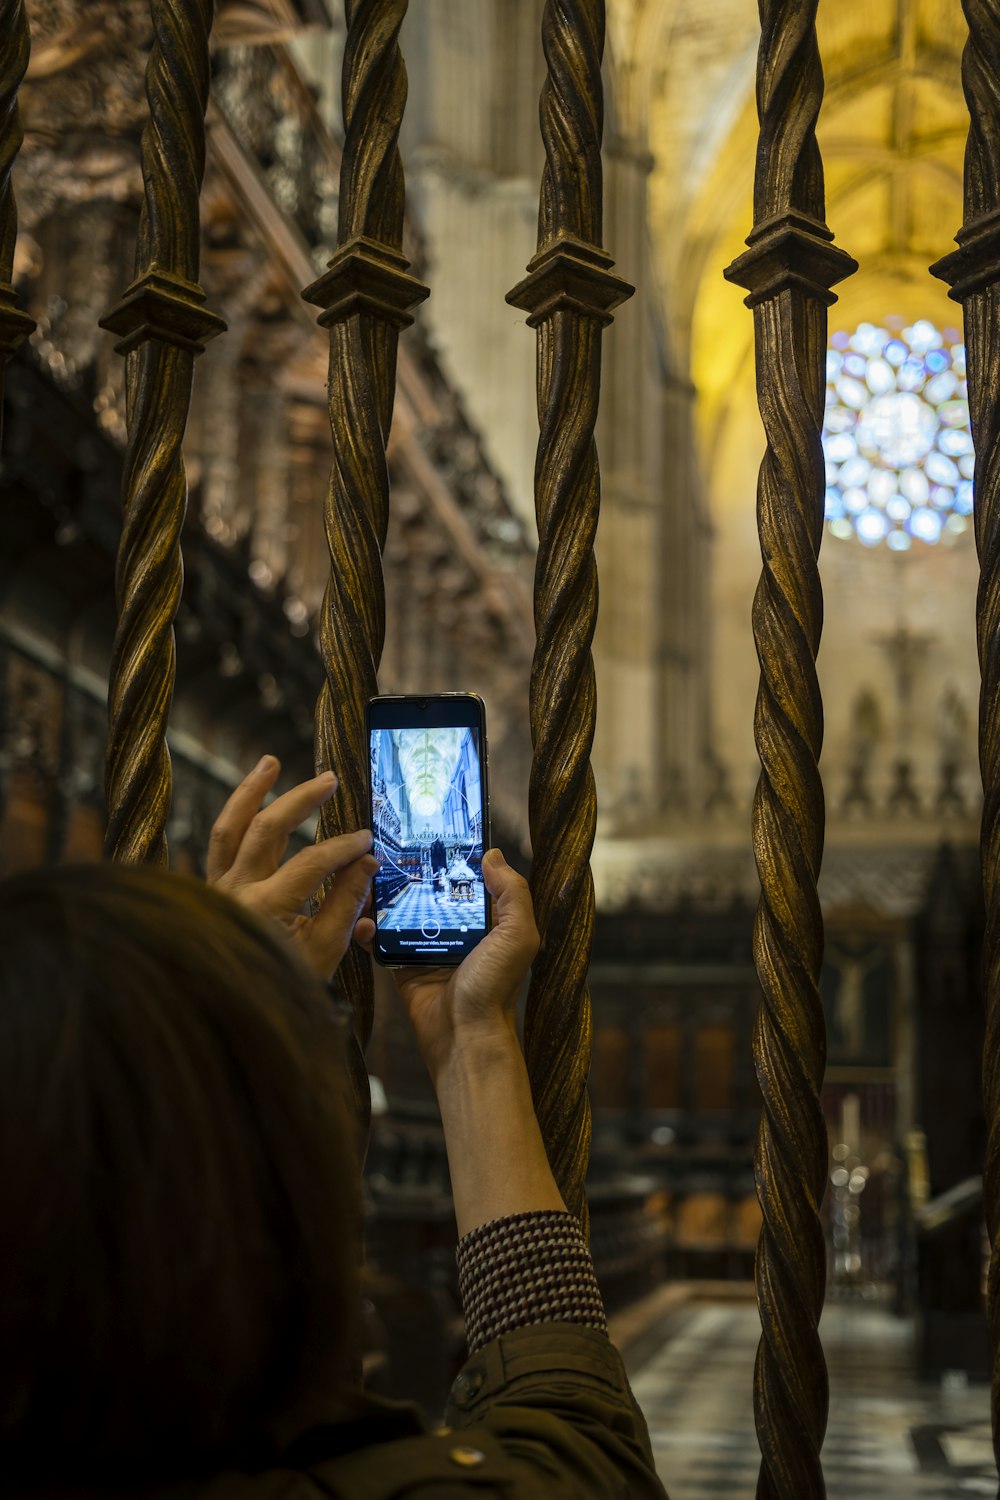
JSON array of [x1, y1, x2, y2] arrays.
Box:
[[204, 1325, 668, 1499]]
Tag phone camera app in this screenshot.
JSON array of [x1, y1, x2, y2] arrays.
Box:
[[370, 726, 486, 962]]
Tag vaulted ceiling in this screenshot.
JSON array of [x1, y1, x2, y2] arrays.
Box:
[[608, 0, 969, 458], [604, 0, 979, 819]]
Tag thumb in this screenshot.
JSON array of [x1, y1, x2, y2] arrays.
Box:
[[482, 847, 521, 901], [481, 850, 539, 959], [353, 915, 376, 954], [301, 854, 380, 977], [481, 846, 510, 889], [321, 854, 380, 933]]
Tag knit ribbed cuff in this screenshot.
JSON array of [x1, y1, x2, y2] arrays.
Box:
[[455, 1210, 608, 1354]]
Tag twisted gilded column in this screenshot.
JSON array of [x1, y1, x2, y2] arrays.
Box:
[[99, 0, 225, 863], [930, 0, 1000, 1475], [507, 0, 632, 1229], [0, 0, 36, 439], [302, 0, 428, 1132], [724, 2, 855, 1495]]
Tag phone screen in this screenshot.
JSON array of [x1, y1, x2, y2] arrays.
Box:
[[368, 696, 489, 965]]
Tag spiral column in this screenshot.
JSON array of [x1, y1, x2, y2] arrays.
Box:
[[302, 0, 428, 1137], [723, 1, 856, 1495], [930, 0, 1000, 1477], [99, 0, 225, 864], [0, 0, 36, 439], [507, 0, 632, 1230]]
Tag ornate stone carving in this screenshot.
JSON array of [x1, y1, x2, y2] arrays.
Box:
[[0, 0, 36, 417], [212, 43, 338, 255], [20, 0, 151, 174]]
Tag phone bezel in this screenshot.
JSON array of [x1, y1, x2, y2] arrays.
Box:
[[366, 693, 491, 968]]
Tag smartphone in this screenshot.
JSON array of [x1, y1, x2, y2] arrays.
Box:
[[367, 693, 491, 966]]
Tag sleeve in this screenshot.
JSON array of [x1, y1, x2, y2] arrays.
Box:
[[443, 1323, 668, 1500], [456, 1210, 607, 1353], [445, 1212, 667, 1499]]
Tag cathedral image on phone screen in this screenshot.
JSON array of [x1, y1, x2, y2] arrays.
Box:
[[370, 726, 486, 959]]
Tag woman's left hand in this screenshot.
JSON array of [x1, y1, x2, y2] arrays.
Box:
[[208, 755, 378, 981]]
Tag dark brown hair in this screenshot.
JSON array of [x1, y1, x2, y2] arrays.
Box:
[[0, 862, 361, 1482]]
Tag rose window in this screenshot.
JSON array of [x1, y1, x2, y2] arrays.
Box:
[[823, 319, 973, 549]]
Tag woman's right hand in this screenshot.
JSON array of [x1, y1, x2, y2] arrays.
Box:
[[353, 849, 539, 1088], [359, 853, 563, 1235]]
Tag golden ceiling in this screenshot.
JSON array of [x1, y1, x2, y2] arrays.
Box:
[[608, 0, 969, 458]]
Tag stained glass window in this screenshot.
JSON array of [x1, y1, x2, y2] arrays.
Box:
[[823, 319, 973, 549]]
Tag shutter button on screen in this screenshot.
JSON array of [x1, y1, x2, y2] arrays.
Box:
[[421, 920, 441, 939]]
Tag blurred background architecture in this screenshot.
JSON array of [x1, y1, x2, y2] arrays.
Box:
[[1, 0, 992, 1491]]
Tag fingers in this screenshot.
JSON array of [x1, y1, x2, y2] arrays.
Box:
[[256, 828, 373, 912], [229, 770, 340, 882], [298, 854, 380, 980], [207, 755, 281, 883]]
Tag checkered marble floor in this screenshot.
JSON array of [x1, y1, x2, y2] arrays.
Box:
[[378, 880, 486, 932], [627, 1300, 995, 1499]]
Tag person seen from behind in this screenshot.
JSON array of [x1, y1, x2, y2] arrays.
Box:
[[0, 755, 667, 1498]]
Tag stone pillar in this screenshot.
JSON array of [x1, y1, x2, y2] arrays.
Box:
[[198, 326, 247, 546], [286, 400, 331, 619], [592, 133, 659, 825], [397, 0, 544, 528], [246, 375, 291, 590], [657, 372, 711, 816]]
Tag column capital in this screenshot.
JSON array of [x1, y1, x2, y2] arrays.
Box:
[[604, 132, 656, 175]]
